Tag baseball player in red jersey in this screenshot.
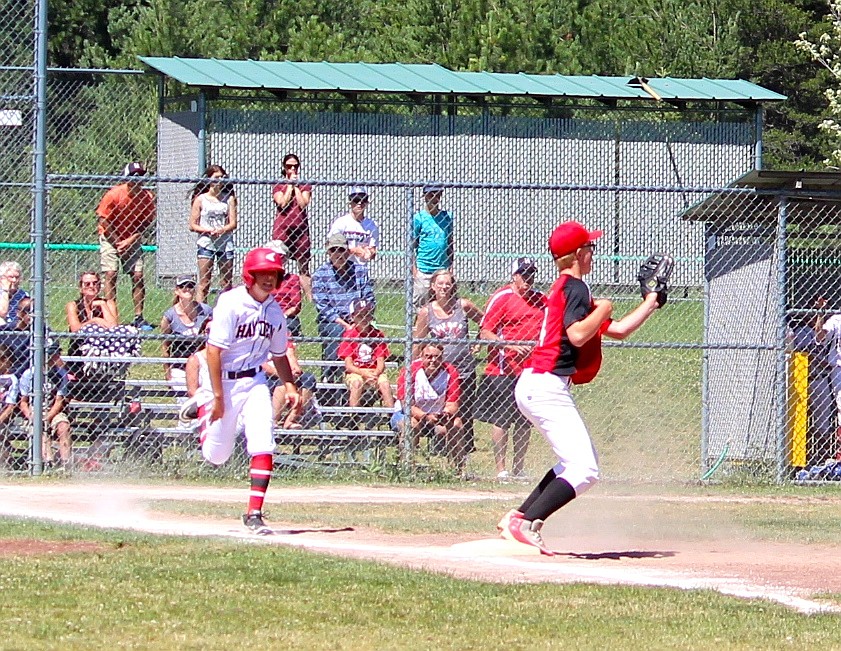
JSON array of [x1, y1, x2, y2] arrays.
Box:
[[203, 247, 299, 534], [499, 221, 659, 555]]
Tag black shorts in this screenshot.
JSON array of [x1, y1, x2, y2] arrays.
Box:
[[475, 374, 529, 430]]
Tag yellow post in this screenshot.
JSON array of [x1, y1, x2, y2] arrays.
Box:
[[789, 352, 809, 467]]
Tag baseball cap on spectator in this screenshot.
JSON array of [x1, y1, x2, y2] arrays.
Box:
[[349, 298, 374, 317], [548, 221, 603, 258], [348, 186, 369, 198], [423, 184, 444, 194], [122, 161, 147, 177], [46, 338, 61, 356], [511, 257, 538, 277], [175, 274, 197, 288], [326, 232, 349, 250], [263, 240, 290, 257]]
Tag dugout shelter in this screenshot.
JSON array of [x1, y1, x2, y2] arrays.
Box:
[[682, 169, 841, 478], [139, 57, 785, 291]]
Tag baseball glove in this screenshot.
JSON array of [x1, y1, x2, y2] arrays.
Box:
[[637, 253, 674, 308]]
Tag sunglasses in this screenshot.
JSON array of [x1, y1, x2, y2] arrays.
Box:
[[81, 281, 100, 287], [582, 243, 597, 252], [285, 163, 300, 169], [423, 353, 443, 360], [350, 196, 368, 204], [177, 284, 196, 290], [328, 246, 348, 253]]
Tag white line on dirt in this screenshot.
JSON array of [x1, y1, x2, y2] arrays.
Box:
[[0, 483, 837, 615]]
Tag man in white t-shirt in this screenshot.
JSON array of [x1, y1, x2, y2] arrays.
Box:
[[327, 187, 379, 265], [202, 247, 299, 534], [814, 296, 841, 460]]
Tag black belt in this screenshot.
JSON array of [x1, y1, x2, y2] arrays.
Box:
[[226, 368, 259, 380]]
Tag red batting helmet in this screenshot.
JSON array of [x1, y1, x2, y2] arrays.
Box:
[[242, 247, 285, 289]]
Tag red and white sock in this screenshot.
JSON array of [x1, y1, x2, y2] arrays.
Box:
[[247, 454, 273, 513]]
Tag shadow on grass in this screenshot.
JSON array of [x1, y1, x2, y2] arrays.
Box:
[[561, 550, 676, 560]]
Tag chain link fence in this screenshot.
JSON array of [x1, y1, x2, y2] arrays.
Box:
[[2, 37, 835, 483]]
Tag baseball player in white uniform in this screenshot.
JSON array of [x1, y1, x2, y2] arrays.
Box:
[[202, 247, 299, 534], [498, 221, 660, 554]]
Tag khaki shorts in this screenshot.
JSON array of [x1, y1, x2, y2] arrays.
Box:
[[28, 411, 71, 438], [413, 271, 434, 307], [344, 372, 388, 389], [100, 235, 144, 274]]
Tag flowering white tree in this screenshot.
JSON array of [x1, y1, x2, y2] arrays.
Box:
[[796, 1, 841, 166]]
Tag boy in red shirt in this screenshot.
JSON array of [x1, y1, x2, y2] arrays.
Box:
[[338, 299, 395, 418]]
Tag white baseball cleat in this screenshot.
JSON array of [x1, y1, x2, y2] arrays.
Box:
[[178, 396, 200, 425]]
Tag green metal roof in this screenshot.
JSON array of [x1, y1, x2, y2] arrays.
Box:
[[139, 57, 786, 103]]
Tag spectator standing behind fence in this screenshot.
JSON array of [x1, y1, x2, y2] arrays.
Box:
[[273, 153, 313, 300], [328, 187, 379, 265], [339, 299, 395, 423], [392, 342, 464, 472], [20, 340, 72, 470], [478, 257, 547, 481], [264, 240, 303, 337], [313, 233, 376, 383], [412, 270, 482, 469], [189, 165, 237, 303], [96, 161, 156, 331], [0, 261, 30, 328], [160, 274, 213, 391], [813, 295, 841, 460], [412, 185, 453, 307]]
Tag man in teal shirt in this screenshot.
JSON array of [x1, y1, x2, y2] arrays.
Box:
[[412, 184, 453, 307]]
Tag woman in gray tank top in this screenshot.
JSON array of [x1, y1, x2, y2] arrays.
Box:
[[413, 270, 484, 473]]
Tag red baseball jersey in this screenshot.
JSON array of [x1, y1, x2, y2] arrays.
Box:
[[338, 326, 390, 369], [480, 285, 547, 376]]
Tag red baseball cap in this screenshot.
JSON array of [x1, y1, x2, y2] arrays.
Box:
[[548, 221, 603, 258]]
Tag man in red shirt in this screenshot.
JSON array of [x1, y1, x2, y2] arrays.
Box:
[[478, 257, 546, 480], [272, 153, 313, 300], [96, 161, 156, 330]]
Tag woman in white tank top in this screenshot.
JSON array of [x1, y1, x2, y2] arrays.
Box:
[[189, 165, 238, 302]]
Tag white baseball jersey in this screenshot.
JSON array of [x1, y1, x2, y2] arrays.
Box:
[[328, 213, 380, 265], [208, 285, 288, 373], [823, 315, 841, 367]]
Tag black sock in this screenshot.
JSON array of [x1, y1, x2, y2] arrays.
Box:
[[523, 477, 576, 522], [518, 469, 557, 514]]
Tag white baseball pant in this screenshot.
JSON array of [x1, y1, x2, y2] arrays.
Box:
[[201, 374, 275, 465], [515, 367, 599, 495]]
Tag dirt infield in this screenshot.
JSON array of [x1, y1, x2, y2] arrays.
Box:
[[1, 482, 839, 615]]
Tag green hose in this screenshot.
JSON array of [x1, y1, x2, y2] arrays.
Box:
[[701, 442, 730, 481]]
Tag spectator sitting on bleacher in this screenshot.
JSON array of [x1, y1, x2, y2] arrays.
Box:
[[66, 271, 119, 332], [0, 344, 20, 468], [181, 317, 213, 427], [19, 339, 72, 470], [264, 240, 303, 337], [264, 339, 321, 430], [0, 261, 30, 328], [392, 342, 463, 470], [160, 274, 212, 391], [312, 232, 375, 384], [339, 299, 394, 423], [0, 297, 34, 379]]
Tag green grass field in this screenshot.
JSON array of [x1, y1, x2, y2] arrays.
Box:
[[2, 480, 841, 651]]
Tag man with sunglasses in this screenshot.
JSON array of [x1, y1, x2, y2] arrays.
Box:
[[312, 233, 376, 384], [477, 257, 547, 481], [327, 187, 379, 266], [272, 153, 313, 299]]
